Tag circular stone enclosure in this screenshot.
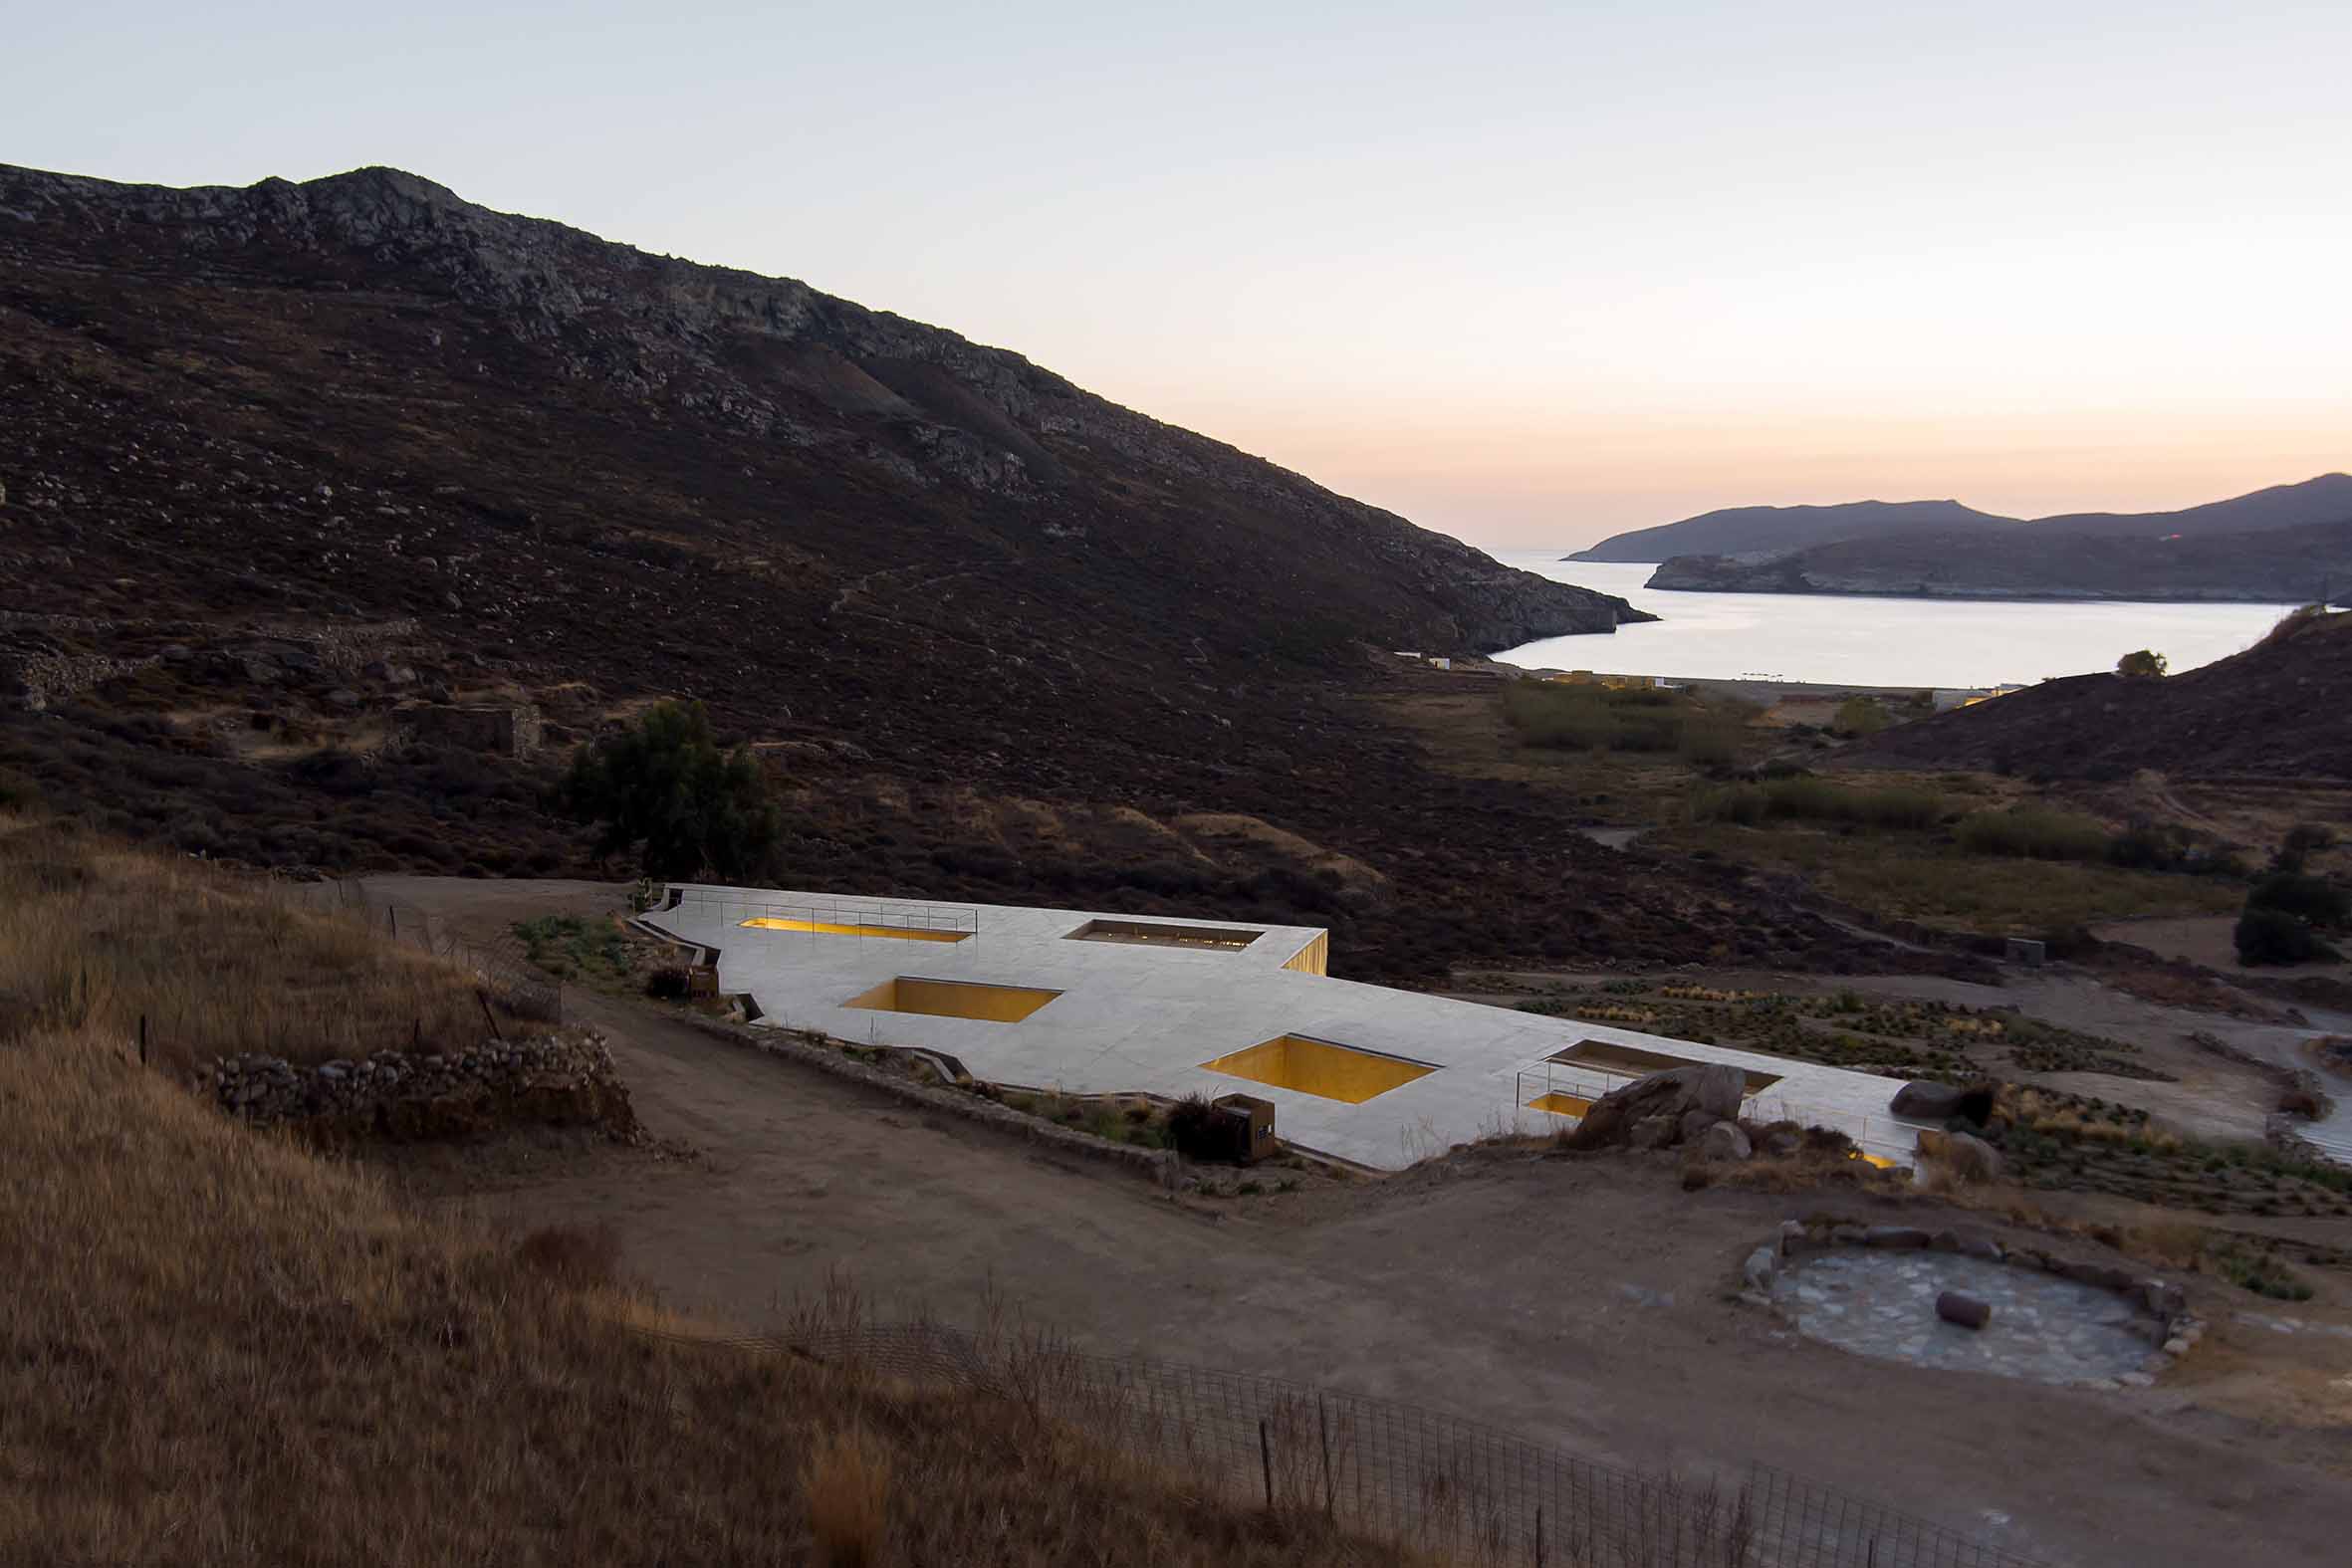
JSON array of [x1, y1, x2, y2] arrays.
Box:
[[1769, 1250, 2163, 1386]]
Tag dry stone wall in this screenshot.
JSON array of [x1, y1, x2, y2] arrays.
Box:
[[209, 1029, 632, 1141]]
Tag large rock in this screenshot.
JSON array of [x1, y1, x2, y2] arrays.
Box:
[[1890, 1080, 1996, 1126], [1937, 1292, 1992, 1330], [1915, 1128, 2003, 1186], [1563, 1065, 1748, 1151], [1696, 1121, 1753, 1162]]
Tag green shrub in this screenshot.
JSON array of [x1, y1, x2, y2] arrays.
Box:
[[1955, 807, 2112, 861], [2247, 872, 2351, 929], [2234, 908, 2342, 966], [1831, 698, 1890, 737], [557, 700, 780, 880], [1692, 777, 1944, 830], [2116, 649, 2168, 678], [1501, 680, 1749, 761], [2207, 1240, 2314, 1301], [2272, 822, 2337, 874]]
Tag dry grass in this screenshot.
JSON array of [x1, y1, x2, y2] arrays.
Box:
[[0, 811, 529, 1069], [0, 1020, 1440, 1567], [804, 1426, 893, 1568]]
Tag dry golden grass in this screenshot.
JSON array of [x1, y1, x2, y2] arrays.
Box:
[[0, 811, 529, 1070], [0, 1021, 1437, 1567], [803, 1426, 892, 1568]]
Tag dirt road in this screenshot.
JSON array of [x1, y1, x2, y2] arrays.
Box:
[[376, 876, 2352, 1568]]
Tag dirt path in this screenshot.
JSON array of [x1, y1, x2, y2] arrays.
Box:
[[377, 877, 2352, 1568]]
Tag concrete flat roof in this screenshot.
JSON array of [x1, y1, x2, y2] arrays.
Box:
[[643, 884, 1930, 1172]]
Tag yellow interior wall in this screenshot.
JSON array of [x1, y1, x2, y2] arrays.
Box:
[[844, 977, 1061, 1022], [1281, 933, 1330, 977], [1526, 1091, 1595, 1118], [1200, 1034, 1433, 1104], [740, 916, 969, 944]]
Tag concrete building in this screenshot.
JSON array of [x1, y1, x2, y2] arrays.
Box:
[[640, 885, 1931, 1173]]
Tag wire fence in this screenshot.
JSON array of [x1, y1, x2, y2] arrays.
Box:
[[313, 879, 563, 1024], [662, 885, 982, 946], [668, 1320, 2043, 1568]]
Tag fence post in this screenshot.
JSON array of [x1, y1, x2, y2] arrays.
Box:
[[1534, 1503, 1544, 1568], [138, 1013, 147, 1067], [1260, 1419, 1274, 1511], [476, 990, 504, 1042], [1319, 1396, 1334, 1520], [387, 904, 396, 941]]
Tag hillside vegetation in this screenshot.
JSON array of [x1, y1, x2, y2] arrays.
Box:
[[1859, 606, 2352, 780]]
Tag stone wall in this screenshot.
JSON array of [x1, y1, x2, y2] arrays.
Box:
[[405, 701, 545, 758], [208, 1029, 632, 1142], [2, 649, 164, 711]]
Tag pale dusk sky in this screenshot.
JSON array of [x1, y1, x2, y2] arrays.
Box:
[[6, 1, 2347, 548]]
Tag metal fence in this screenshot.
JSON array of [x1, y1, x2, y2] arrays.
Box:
[[316, 879, 562, 1024], [668, 1320, 2042, 1568], [662, 885, 982, 946]]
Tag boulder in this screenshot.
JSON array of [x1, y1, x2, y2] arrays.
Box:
[[1863, 1226, 1931, 1249], [1562, 1064, 1749, 1151], [1629, 1115, 1679, 1150], [1915, 1128, 2003, 1186], [1678, 1109, 1722, 1144], [1696, 1121, 1753, 1162], [1936, 1292, 1992, 1330], [1890, 1080, 1997, 1126]]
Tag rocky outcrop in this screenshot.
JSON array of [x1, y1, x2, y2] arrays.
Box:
[[208, 1030, 633, 1143], [1561, 1064, 1747, 1151], [1889, 1080, 1996, 1126]]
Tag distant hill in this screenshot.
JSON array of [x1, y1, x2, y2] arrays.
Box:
[[2032, 473, 2352, 540], [1566, 500, 2015, 562], [1571, 475, 2352, 565], [1853, 606, 2352, 780], [1648, 517, 2352, 603]]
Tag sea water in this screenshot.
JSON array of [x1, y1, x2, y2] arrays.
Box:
[[1488, 556, 2299, 690]]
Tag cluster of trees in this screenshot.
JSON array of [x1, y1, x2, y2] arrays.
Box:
[[2234, 824, 2347, 965], [556, 701, 780, 881]]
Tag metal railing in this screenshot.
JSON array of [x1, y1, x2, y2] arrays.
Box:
[[662, 886, 981, 946], [665, 1319, 2043, 1568]]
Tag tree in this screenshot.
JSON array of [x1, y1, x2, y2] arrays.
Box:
[[558, 701, 780, 880], [1831, 697, 1890, 737], [2116, 649, 2168, 678]]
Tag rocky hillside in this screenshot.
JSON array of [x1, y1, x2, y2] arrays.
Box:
[[1649, 518, 2352, 602], [0, 162, 1956, 990], [1854, 606, 2352, 780], [1567, 499, 2015, 563], [0, 163, 1639, 666]]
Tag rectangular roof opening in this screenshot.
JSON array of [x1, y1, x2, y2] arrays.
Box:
[[844, 977, 1061, 1023], [1066, 918, 1265, 952], [1201, 1034, 1435, 1104], [1548, 1038, 1782, 1095]]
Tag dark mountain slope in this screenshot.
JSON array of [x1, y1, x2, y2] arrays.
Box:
[[0, 163, 1642, 679], [1854, 607, 2352, 780], [0, 163, 1956, 988], [1567, 499, 2014, 563]]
